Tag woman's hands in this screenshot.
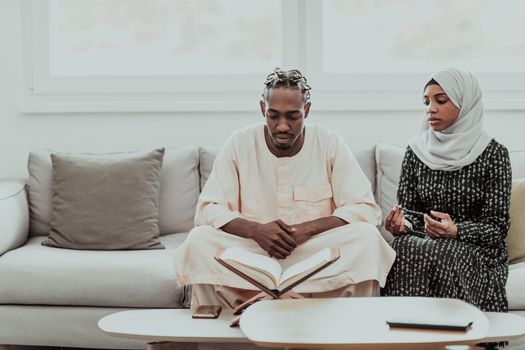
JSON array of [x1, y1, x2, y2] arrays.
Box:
[[385, 206, 407, 235], [386, 206, 458, 239], [424, 210, 457, 239]]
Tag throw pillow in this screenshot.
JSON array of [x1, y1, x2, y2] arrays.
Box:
[[42, 148, 165, 250], [27, 149, 54, 236], [507, 179, 525, 264], [27, 147, 200, 237], [507, 262, 525, 309], [375, 143, 405, 241], [157, 146, 200, 234], [199, 146, 221, 191]]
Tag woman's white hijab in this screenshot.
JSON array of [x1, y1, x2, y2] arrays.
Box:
[[409, 68, 493, 171]]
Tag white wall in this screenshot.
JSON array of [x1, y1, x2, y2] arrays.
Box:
[[1, 1, 524, 180]]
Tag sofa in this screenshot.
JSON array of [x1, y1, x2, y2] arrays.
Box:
[[0, 143, 524, 349]]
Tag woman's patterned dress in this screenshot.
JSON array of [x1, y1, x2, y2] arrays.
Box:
[[383, 139, 511, 312]]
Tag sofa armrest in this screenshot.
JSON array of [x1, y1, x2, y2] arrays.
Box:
[[0, 179, 29, 256]]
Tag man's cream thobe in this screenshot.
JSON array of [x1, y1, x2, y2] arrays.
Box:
[[173, 123, 395, 307]]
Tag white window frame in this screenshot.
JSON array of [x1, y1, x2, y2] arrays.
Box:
[[19, 0, 525, 113]]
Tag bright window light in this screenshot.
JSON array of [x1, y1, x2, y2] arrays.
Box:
[[322, 0, 525, 73], [49, 0, 282, 76]]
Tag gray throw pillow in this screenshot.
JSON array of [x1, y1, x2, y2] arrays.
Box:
[[42, 148, 165, 250]]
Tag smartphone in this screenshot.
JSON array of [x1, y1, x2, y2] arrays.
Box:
[[386, 319, 473, 331], [192, 305, 222, 319]]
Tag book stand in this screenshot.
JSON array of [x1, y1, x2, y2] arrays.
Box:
[[214, 247, 340, 327]]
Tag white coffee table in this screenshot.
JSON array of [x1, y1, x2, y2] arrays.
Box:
[[98, 308, 244, 344], [98, 308, 276, 350], [240, 297, 495, 349], [98, 297, 525, 350]]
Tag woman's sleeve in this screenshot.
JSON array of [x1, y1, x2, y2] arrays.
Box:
[[455, 145, 512, 247], [397, 147, 425, 235]]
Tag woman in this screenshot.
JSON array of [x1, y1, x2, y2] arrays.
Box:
[[382, 68, 511, 312]]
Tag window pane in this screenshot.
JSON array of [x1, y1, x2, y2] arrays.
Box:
[[323, 0, 525, 73], [49, 0, 282, 76]]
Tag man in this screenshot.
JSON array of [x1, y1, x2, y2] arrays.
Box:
[[173, 68, 395, 310]]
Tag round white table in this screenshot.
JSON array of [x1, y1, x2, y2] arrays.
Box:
[[98, 297, 525, 350]]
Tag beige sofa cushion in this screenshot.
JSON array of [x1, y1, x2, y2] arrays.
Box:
[[507, 262, 525, 309], [353, 144, 377, 194], [0, 234, 187, 307], [27, 149, 53, 236], [506, 151, 525, 266], [508, 179, 525, 264], [43, 149, 165, 250], [199, 146, 221, 191], [158, 146, 200, 234], [375, 143, 405, 241], [27, 146, 200, 237]]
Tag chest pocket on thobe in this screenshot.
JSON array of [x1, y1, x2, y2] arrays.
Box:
[[293, 184, 333, 222]]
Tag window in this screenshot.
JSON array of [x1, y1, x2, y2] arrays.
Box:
[[20, 0, 525, 113], [322, 0, 525, 74], [49, 0, 282, 76]]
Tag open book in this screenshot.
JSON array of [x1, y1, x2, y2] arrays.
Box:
[[215, 247, 340, 294]]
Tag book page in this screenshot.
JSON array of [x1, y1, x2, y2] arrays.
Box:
[[220, 247, 282, 289], [279, 247, 332, 290]]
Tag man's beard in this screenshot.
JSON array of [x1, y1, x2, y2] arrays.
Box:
[[273, 134, 293, 149], [274, 142, 291, 150]]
